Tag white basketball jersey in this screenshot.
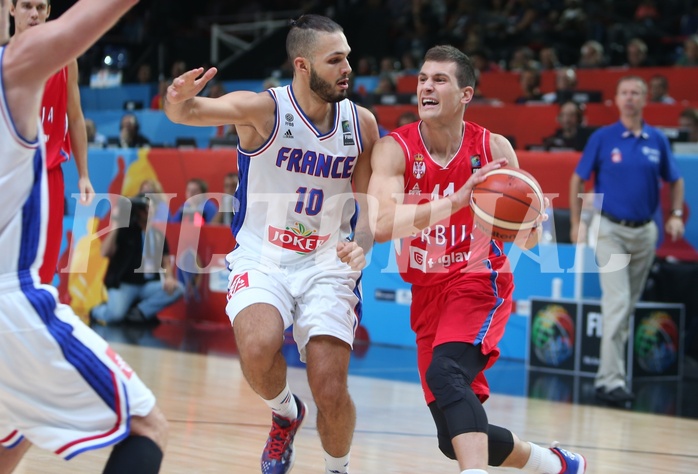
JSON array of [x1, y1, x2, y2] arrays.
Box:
[[231, 85, 364, 265], [0, 46, 47, 281]]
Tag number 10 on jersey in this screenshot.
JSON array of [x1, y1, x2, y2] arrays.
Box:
[[295, 187, 324, 216]]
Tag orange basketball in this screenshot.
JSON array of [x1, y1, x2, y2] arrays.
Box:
[[469, 168, 544, 242]]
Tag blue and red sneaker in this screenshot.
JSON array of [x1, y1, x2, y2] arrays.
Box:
[[261, 395, 307, 474], [550, 442, 587, 474]]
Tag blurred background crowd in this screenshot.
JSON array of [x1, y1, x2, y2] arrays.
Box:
[[50, 0, 698, 86]]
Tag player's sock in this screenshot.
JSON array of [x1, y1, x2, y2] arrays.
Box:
[[263, 382, 298, 420], [103, 435, 162, 474], [324, 450, 350, 474], [523, 442, 563, 473], [460, 470, 488, 474]]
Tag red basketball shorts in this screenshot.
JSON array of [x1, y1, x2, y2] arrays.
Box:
[[39, 166, 65, 284], [411, 270, 513, 405]]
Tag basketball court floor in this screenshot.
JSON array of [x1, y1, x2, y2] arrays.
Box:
[[13, 321, 698, 473]]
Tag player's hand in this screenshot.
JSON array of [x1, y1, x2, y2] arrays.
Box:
[[337, 241, 366, 271], [167, 67, 218, 105], [449, 158, 507, 211], [78, 177, 95, 205], [514, 196, 550, 249]]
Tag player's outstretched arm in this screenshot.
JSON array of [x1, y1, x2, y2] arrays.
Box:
[[368, 136, 505, 243], [164, 67, 268, 128], [3, 0, 139, 139], [5, 0, 138, 88]]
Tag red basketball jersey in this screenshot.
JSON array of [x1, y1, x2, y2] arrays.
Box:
[[391, 121, 510, 286], [41, 66, 71, 170]]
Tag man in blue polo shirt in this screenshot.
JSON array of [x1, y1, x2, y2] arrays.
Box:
[[569, 75, 685, 404]]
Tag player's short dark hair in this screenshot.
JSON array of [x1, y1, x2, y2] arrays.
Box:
[[286, 14, 343, 62], [423, 45, 476, 89]]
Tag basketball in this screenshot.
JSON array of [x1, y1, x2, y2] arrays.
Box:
[[469, 168, 544, 242]]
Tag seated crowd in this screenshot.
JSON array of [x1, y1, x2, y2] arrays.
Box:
[[88, 172, 239, 326]]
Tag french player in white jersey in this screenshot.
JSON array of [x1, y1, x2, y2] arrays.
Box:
[[165, 14, 380, 474], [0, 0, 168, 472]]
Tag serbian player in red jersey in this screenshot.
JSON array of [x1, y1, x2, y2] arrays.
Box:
[[11, 0, 94, 284], [368, 45, 586, 474]]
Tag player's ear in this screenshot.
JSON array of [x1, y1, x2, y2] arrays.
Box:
[[294, 57, 309, 75], [461, 86, 474, 105]]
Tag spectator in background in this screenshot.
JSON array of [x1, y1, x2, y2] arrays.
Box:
[[500, 0, 539, 45], [634, 0, 659, 23], [355, 55, 377, 76], [261, 76, 281, 90], [675, 35, 698, 67], [205, 80, 226, 99], [118, 113, 150, 148], [205, 81, 235, 137], [648, 74, 676, 104], [553, 0, 588, 47], [678, 107, 698, 142], [578, 40, 607, 68], [378, 56, 399, 81], [212, 173, 239, 226], [373, 73, 396, 95], [85, 118, 107, 148], [170, 59, 187, 80], [138, 179, 170, 223], [400, 50, 420, 74], [468, 48, 502, 73], [396, 110, 419, 128], [90, 194, 183, 326], [508, 45, 538, 72], [514, 67, 543, 103], [150, 79, 169, 110], [542, 100, 593, 151], [680, 3, 698, 37], [624, 38, 652, 68], [542, 67, 578, 104], [170, 178, 218, 224], [538, 46, 561, 71], [136, 63, 152, 84], [366, 105, 390, 137]]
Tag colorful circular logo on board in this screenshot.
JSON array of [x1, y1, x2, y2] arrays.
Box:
[[634, 312, 679, 373], [531, 305, 575, 366]]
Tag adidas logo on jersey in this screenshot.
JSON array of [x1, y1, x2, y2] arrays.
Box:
[[284, 129, 294, 139]]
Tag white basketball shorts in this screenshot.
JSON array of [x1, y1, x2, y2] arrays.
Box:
[[0, 282, 156, 459], [225, 248, 362, 362]]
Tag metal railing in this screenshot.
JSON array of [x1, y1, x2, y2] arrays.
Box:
[[209, 10, 301, 71]]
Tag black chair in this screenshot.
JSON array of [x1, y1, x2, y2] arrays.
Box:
[[123, 100, 144, 110], [551, 208, 572, 244], [175, 137, 198, 149], [209, 136, 238, 149]]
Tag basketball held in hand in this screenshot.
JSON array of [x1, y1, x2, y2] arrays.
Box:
[[469, 168, 544, 242]]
